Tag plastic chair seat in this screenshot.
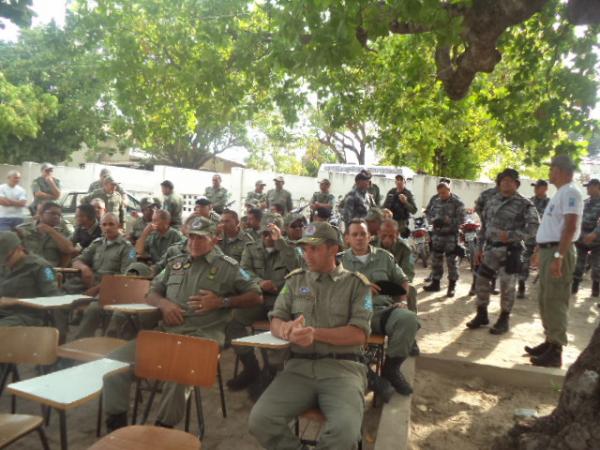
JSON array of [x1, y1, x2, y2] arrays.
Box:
[[88, 425, 201, 450]]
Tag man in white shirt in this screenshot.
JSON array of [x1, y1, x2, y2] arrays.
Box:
[[0, 171, 27, 231], [526, 155, 583, 368]]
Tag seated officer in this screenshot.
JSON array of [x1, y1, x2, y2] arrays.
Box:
[[16, 201, 74, 267], [249, 222, 372, 450], [128, 197, 160, 244], [217, 210, 248, 263], [151, 215, 196, 277], [0, 231, 61, 326], [227, 213, 302, 391], [103, 217, 262, 431], [71, 204, 102, 252], [66, 213, 136, 339], [193, 196, 221, 224], [135, 209, 183, 265], [283, 213, 306, 242], [341, 219, 419, 395]]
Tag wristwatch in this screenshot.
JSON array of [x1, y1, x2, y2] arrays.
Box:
[[553, 252, 564, 259], [221, 297, 231, 308]]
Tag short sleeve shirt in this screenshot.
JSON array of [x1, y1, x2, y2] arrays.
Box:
[[0, 184, 27, 218], [536, 183, 583, 243]]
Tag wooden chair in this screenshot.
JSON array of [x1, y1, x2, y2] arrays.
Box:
[[294, 408, 362, 449], [132, 331, 224, 439], [88, 424, 201, 450], [0, 327, 59, 413], [366, 334, 386, 375], [0, 413, 50, 450]]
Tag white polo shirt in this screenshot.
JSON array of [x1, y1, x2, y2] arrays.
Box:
[[536, 182, 583, 244]]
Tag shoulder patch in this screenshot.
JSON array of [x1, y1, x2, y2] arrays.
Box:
[[43, 266, 56, 282], [352, 271, 371, 286], [285, 268, 305, 279], [363, 291, 373, 311], [221, 255, 239, 265], [239, 267, 251, 281], [128, 248, 137, 260]]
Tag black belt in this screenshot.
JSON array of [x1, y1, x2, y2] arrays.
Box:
[[538, 242, 559, 248], [290, 352, 363, 362]]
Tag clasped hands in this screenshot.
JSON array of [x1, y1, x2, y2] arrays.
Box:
[[280, 315, 314, 347]]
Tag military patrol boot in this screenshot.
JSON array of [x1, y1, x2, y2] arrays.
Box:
[[446, 280, 457, 298], [468, 276, 476, 296], [106, 413, 128, 432], [367, 368, 395, 404], [227, 353, 260, 391], [466, 306, 489, 329], [423, 279, 441, 292], [382, 357, 413, 396], [517, 280, 526, 299], [571, 279, 580, 294], [525, 341, 550, 356], [530, 343, 562, 368], [592, 281, 599, 297], [489, 311, 510, 335]]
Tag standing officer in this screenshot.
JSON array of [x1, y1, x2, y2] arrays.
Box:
[[309, 179, 335, 219], [128, 197, 160, 244], [103, 217, 262, 431], [227, 213, 302, 391], [246, 180, 267, 210], [88, 168, 126, 199], [135, 210, 183, 265], [82, 176, 125, 225], [383, 174, 418, 235], [423, 179, 466, 297], [16, 202, 74, 267], [30, 163, 61, 215], [518, 180, 550, 298], [0, 231, 61, 326], [571, 178, 600, 296], [342, 170, 376, 226], [248, 221, 372, 450], [160, 180, 183, 228], [204, 174, 229, 214], [466, 169, 539, 334], [341, 219, 418, 395], [266, 176, 293, 214], [526, 156, 582, 367], [217, 210, 248, 263]]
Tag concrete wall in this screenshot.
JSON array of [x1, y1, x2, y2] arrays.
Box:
[[0, 161, 561, 216]]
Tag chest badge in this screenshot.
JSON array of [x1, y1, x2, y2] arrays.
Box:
[[208, 266, 218, 280], [182, 262, 191, 270], [299, 287, 311, 295], [172, 261, 182, 270]]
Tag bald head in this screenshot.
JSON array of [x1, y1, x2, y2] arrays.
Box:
[[378, 219, 399, 250], [152, 209, 171, 233], [100, 212, 121, 240]]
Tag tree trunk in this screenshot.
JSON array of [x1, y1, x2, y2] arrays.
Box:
[[493, 322, 600, 450]]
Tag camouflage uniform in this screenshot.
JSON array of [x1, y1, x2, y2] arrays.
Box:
[[474, 187, 498, 222], [475, 192, 539, 313], [425, 194, 465, 282], [88, 180, 126, 197], [81, 189, 125, 225], [246, 191, 267, 207], [30, 176, 61, 214], [519, 196, 549, 283], [204, 186, 229, 214], [342, 188, 376, 226], [573, 195, 600, 284], [266, 189, 293, 214], [310, 192, 335, 209]]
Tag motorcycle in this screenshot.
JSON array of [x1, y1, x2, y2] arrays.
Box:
[[460, 212, 481, 271], [411, 215, 430, 268]]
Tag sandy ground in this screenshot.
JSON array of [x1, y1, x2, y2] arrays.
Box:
[[408, 369, 559, 450], [2, 262, 598, 449]]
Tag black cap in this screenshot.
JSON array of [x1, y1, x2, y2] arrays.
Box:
[[498, 168, 520, 184], [160, 180, 174, 189], [395, 174, 405, 181], [584, 178, 600, 187], [355, 170, 372, 182], [195, 196, 211, 206], [531, 179, 548, 188]]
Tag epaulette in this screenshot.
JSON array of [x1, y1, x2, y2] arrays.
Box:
[[221, 255, 239, 265], [285, 268, 305, 279], [352, 271, 371, 286]]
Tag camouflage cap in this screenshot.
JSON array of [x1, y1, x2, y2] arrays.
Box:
[[355, 170, 372, 181], [365, 208, 384, 222], [255, 180, 267, 187], [99, 168, 111, 177], [125, 262, 152, 278], [259, 213, 284, 233], [497, 168, 520, 183], [140, 197, 161, 209], [245, 198, 260, 208], [273, 176, 285, 182], [188, 217, 217, 237], [0, 231, 21, 262], [531, 179, 548, 188], [284, 213, 307, 227], [103, 176, 118, 185], [296, 222, 339, 246], [41, 162, 54, 172]]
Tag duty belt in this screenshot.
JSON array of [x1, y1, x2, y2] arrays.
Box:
[[290, 352, 363, 363]]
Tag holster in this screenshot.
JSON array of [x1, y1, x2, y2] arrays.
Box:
[[505, 245, 523, 275]]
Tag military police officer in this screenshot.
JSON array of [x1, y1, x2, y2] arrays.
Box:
[[30, 163, 61, 215], [103, 217, 262, 431], [160, 180, 183, 228], [128, 197, 160, 244], [71, 204, 102, 252], [135, 210, 183, 265], [246, 180, 268, 209], [88, 168, 126, 198], [0, 231, 61, 326], [248, 221, 372, 450], [310, 179, 335, 218], [82, 176, 125, 225], [266, 176, 293, 215], [217, 210, 248, 262], [383, 174, 418, 235], [423, 179, 466, 297], [467, 169, 539, 334], [572, 178, 600, 296], [342, 170, 376, 226], [194, 196, 221, 225], [204, 174, 230, 214]]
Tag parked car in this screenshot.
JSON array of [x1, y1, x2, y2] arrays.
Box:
[[60, 191, 142, 231]]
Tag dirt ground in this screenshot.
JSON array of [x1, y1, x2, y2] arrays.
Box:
[[408, 369, 559, 450], [2, 262, 598, 450]]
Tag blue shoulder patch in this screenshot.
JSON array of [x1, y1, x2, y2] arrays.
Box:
[[239, 268, 251, 281], [363, 291, 373, 311], [128, 248, 137, 260], [43, 267, 56, 282]]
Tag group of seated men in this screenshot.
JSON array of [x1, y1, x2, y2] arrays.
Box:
[[0, 183, 419, 449]]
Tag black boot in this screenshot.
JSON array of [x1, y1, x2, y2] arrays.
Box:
[[367, 368, 395, 404], [423, 279, 441, 292], [468, 276, 476, 296], [524, 341, 550, 356], [446, 280, 457, 298], [572, 279, 580, 294], [491, 278, 499, 295], [227, 352, 260, 391], [466, 306, 489, 329], [530, 343, 562, 368], [106, 412, 128, 432], [517, 280, 526, 299], [489, 311, 510, 335], [592, 281, 599, 297], [382, 357, 413, 396]]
